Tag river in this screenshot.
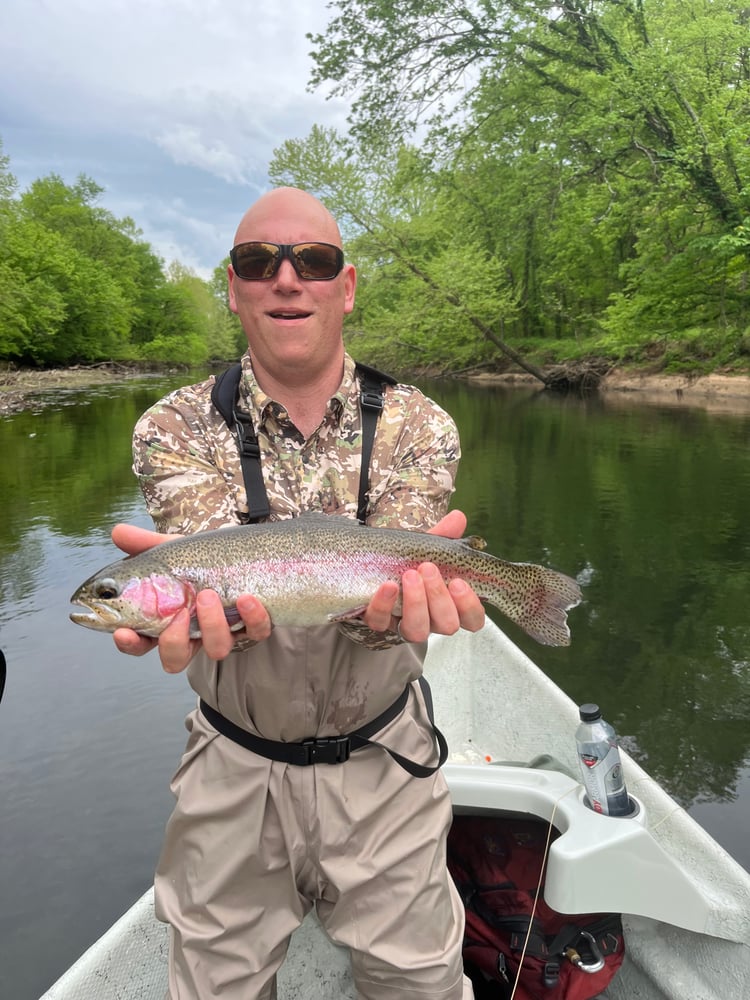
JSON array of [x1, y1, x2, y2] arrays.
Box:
[[0, 371, 748, 999]]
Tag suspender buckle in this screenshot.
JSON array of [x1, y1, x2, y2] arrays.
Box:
[[237, 435, 261, 460], [300, 735, 351, 765], [233, 410, 261, 459], [360, 389, 384, 414]]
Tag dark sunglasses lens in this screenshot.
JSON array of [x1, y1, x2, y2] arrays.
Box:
[[231, 242, 344, 280], [232, 243, 280, 279], [293, 243, 343, 279]]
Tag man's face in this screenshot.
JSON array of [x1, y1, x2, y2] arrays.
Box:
[[227, 190, 356, 381]]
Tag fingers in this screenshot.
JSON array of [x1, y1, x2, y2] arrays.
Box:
[[154, 609, 203, 673], [362, 561, 486, 644], [113, 590, 274, 674], [114, 609, 200, 674], [165, 592, 273, 668], [113, 627, 158, 658], [397, 569, 432, 642], [427, 509, 467, 540], [236, 594, 274, 643], [362, 581, 400, 633], [363, 506, 484, 643], [400, 564, 453, 642], [399, 563, 485, 643], [111, 523, 178, 556], [447, 577, 486, 633], [191, 592, 237, 661]]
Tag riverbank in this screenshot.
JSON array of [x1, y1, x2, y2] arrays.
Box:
[[467, 368, 750, 414], [0, 364, 171, 415], [2, 363, 750, 416]]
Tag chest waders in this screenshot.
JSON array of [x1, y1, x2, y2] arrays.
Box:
[[204, 361, 448, 778]]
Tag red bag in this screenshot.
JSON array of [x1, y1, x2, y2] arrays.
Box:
[[447, 815, 625, 1000]]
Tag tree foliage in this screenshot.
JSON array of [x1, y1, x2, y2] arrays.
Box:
[[299, 0, 750, 368], [271, 129, 532, 373], [0, 144, 241, 367], [5, 0, 750, 376]]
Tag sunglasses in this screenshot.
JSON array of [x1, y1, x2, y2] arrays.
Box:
[[230, 241, 345, 281]]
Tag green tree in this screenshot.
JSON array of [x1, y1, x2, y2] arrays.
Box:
[[0, 211, 68, 361], [137, 266, 209, 365], [310, 0, 749, 230], [271, 127, 536, 375], [209, 259, 246, 358], [0, 142, 242, 367], [309, 0, 750, 352], [19, 174, 171, 358], [7, 178, 133, 362]]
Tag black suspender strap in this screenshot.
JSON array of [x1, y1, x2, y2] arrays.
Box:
[[199, 676, 448, 778], [231, 406, 271, 522], [211, 363, 270, 522], [210, 361, 396, 524], [355, 362, 396, 524]]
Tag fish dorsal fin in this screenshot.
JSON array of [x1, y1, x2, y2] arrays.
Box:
[[461, 535, 487, 551]]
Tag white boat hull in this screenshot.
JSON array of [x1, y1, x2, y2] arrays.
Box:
[[40, 621, 750, 999]]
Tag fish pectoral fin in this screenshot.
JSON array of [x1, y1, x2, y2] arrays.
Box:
[[223, 606, 248, 632], [187, 607, 246, 640], [328, 605, 369, 623]]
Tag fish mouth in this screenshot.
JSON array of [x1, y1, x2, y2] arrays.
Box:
[[69, 600, 124, 630]]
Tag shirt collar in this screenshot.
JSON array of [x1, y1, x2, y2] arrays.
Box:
[[237, 352, 358, 429]]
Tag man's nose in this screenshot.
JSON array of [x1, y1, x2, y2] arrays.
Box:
[[272, 258, 302, 289]]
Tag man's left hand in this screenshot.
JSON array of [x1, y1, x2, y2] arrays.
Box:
[[362, 510, 486, 642]]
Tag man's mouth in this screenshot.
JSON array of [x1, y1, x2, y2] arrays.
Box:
[[269, 310, 311, 320]]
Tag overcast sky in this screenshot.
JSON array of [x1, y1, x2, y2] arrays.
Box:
[[0, 0, 350, 276]]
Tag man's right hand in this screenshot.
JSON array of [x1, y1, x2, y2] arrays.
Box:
[[109, 523, 272, 674]]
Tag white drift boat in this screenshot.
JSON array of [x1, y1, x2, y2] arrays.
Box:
[[41, 620, 750, 999]]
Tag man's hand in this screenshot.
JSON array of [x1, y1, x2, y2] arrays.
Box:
[[110, 524, 271, 674], [362, 510, 486, 642]]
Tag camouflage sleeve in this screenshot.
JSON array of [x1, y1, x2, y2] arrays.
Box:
[[366, 387, 461, 531], [132, 383, 241, 535]]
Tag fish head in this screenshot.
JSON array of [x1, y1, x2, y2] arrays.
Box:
[[70, 567, 196, 637]]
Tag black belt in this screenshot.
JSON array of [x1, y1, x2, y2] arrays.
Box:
[[199, 676, 448, 778]]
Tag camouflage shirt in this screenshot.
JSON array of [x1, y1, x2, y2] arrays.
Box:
[[131, 352, 462, 740], [133, 352, 460, 532]]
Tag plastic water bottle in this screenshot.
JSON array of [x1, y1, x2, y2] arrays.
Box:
[[576, 704, 632, 817]]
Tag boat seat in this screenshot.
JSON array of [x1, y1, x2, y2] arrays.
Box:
[[445, 761, 724, 937]]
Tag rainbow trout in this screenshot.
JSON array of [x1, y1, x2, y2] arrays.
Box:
[[69, 513, 582, 646]]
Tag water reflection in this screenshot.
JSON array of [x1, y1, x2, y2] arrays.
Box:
[[0, 373, 199, 1000], [3, 374, 748, 819], [0, 373, 749, 998], [424, 380, 750, 819]]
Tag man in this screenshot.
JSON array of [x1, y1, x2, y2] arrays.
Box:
[[112, 187, 483, 999]]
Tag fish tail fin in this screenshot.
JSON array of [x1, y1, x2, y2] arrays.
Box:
[[484, 564, 583, 647]]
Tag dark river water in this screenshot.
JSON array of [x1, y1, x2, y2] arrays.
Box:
[[1, 372, 749, 999]]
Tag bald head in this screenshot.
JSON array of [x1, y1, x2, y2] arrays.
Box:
[[227, 185, 357, 403], [233, 187, 343, 248]]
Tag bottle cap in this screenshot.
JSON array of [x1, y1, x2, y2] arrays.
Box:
[[579, 703, 602, 722]]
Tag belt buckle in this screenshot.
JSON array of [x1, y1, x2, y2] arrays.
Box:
[[301, 735, 351, 765]]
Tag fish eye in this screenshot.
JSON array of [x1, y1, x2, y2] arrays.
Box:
[[93, 578, 120, 600]]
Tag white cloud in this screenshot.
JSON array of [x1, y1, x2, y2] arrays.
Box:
[[155, 126, 251, 186], [0, 0, 350, 271]]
